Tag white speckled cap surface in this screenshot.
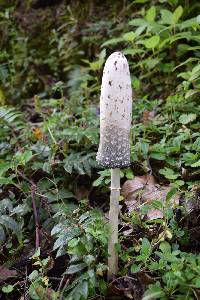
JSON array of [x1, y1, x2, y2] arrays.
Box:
[[96, 52, 132, 168]]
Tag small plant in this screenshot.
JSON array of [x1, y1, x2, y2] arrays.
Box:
[[51, 208, 108, 299], [28, 248, 59, 300]]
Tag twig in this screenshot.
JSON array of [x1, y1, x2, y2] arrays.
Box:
[[17, 170, 40, 250], [17, 170, 33, 185], [58, 275, 65, 293], [24, 265, 29, 300], [110, 275, 138, 285], [31, 183, 40, 249], [59, 278, 70, 300]]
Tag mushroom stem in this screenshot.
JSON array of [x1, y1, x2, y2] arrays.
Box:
[[108, 168, 120, 280]]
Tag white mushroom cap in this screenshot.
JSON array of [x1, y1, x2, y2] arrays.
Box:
[[96, 52, 132, 168]]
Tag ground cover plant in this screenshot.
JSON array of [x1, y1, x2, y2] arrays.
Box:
[[0, 0, 200, 299]]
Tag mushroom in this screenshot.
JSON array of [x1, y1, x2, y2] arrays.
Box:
[[96, 52, 132, 279]]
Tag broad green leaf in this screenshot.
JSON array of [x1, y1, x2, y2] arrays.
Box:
[[0, 162, 11, 176], [144, 35, 160, 49], [160, 9, 173, 25], [185, 89, 199, 99], [150, 152, 166, 160], [146, 6, 156, 22], [131, 264, 141, 273], [159, 241, 171, 253], [2, 285, 14, 293], [136, 238, 152, 261], [79, 281, 88, 298], [123, 31, 136, 42], [143, 58, 160, 69], [191, 160, 200, 168], [192, 277, 200, 288], [0, 198, 13, 214], [101, 37, 124, 47], [172, 6, 183, 24], [28, 270, 39, 281], [0, 177, 14, 185], [15, 150, 33, 165], [159, 167, 179, 180], [179, 113, 197, 124], [189, 64, 200, 81], [123, 48, 144, 56], [166, 187, 177, 202], [64, 262, 87, 275], [11, 203, 30, 216], [99, 279, 107, 295], [192, 137, 200, 151], [129, 18, 148, 27], [92, 176, 103, 186], [178, 17, 200, 30], [143, 283, 165, 300], [0, 215, 21, 233], [0, 224, 5, 244]]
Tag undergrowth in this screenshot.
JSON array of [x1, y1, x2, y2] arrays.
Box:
[[0, 0, 200, 299]]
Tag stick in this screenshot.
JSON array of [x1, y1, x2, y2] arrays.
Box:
[[31, 184, 40, 249], [17, 170, 40, 250], [108, 168, 120, 280]]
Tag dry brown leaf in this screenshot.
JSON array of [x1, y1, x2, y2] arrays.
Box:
[[121, 175, 179, 219], [141, 110, 156, 123]]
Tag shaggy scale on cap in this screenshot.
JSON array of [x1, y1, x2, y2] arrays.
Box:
[[96, 52, 132, 168]]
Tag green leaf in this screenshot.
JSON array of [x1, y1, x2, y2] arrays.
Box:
[[123, 31, 136, 42], [179, 113, 197, 124], [125, 169, 134, 179], [160, 9, 173, 25], [185, 89, 199, 99], [64, 262, 87, 275], [172, 6, 183, 24], [28, 270, 39, 281], [159, 168, 179, 180], [0, 162, 11, 176], [84, 254, 95, 266], [0, 177, 14, 185], [123, 48, 144, 56], [0, 224, 5, 244], [2, 285, 14, 293], [79, 281, 88, 298], [99, 279, 107, 295], [150, 152, 166, 160], [191, 160, 200, 168], [0, 215, 21, 233], [143, 58, 160, 69], [146, 6, 156, 22], [143, 283, 165, 300], [15, 150, 33, 165], [131, 264, 141, 273], [192, 277, 200, 288], [136, 238, 152, 261], [166, 187, 177, 202], [159, 241, 171, 253], [92, 177, 103, 186], [144, 36, 160, 49], [101, 37, 124, 47], [28, 280, 42, 300]]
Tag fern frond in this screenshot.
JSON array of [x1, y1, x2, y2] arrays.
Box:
[[0, 106, 25, 130], [63, 152, 97, 176]]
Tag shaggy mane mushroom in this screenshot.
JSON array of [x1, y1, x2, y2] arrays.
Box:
[[96, 51, 132, 279]]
